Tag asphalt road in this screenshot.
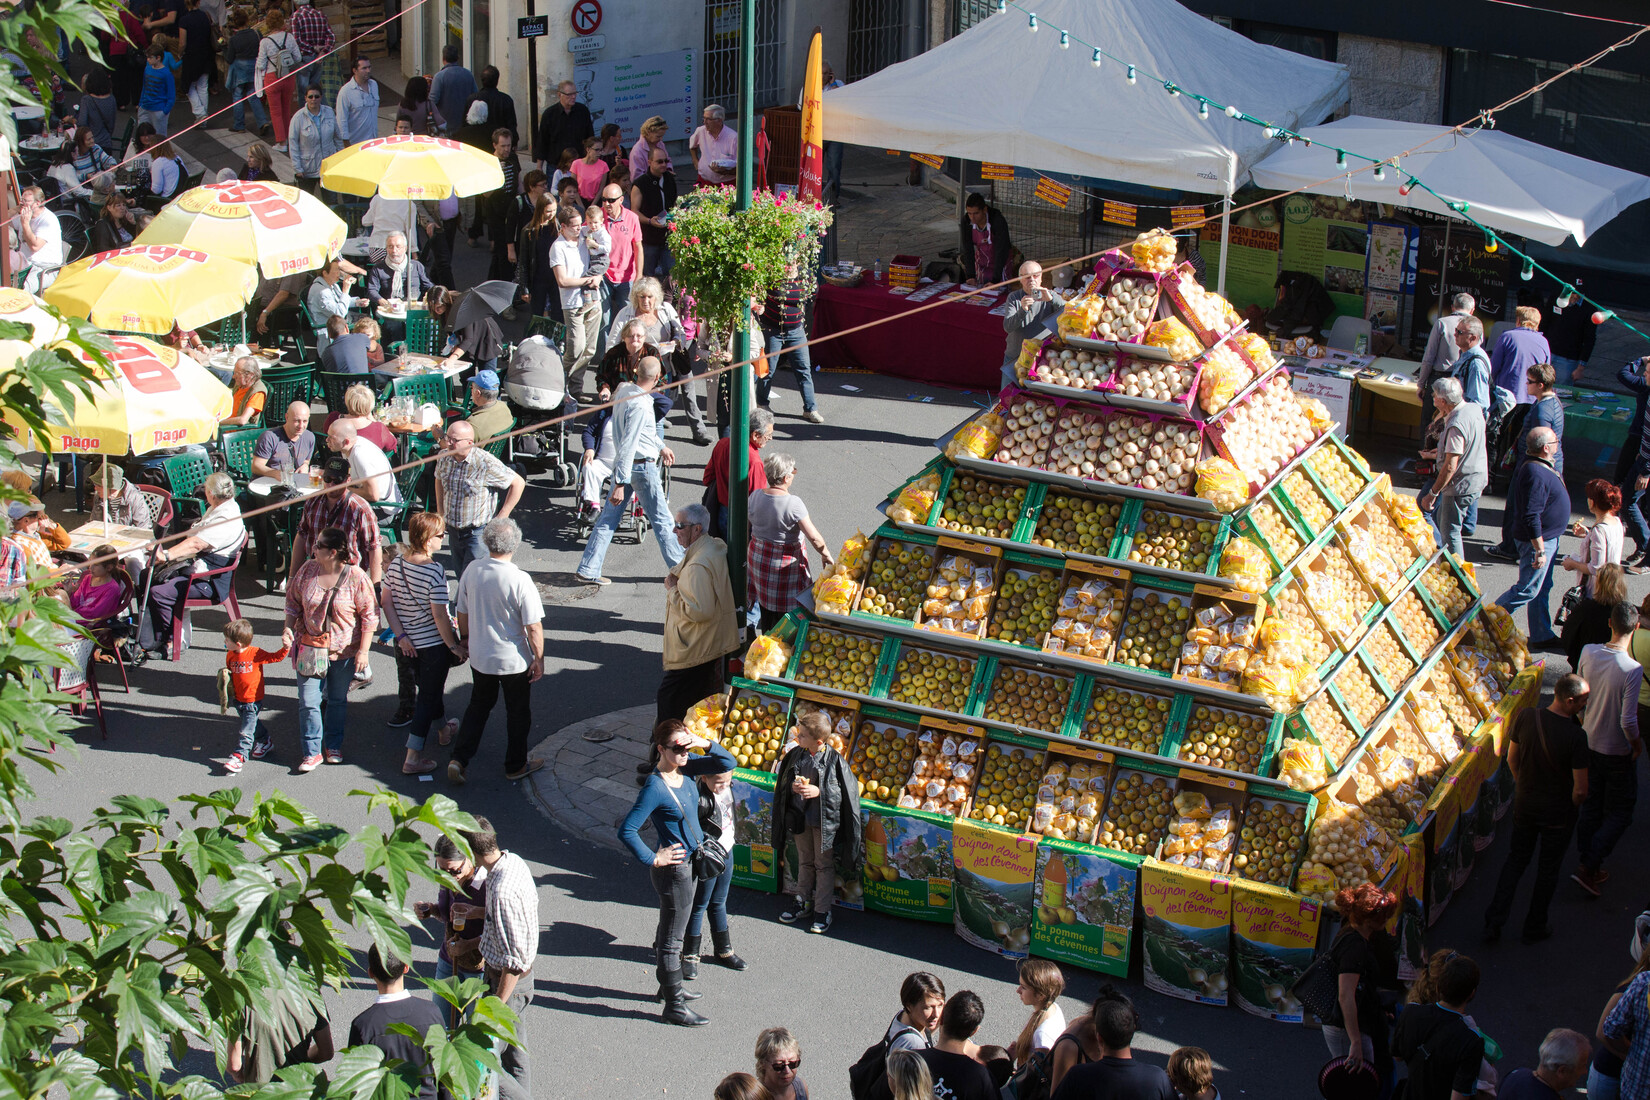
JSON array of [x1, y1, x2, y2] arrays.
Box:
[[25, 115, 1650, 1095]]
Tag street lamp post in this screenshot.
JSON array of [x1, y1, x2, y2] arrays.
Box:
[[727, 0, 756, 621]]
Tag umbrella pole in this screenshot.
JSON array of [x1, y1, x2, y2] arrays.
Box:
[[1216, 196, 1232, 298], [1436, 219, 1451, 318]]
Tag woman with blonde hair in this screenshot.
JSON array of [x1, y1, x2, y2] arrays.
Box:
[[1563, 560, 1629, 666], [240, 141, 275, 181], [627, 114, 674, 181], [712, 1074, 769, 1100], [323, 382, 397, 452], [885, 1049, 933, 1100], [352, 316, 386, 368], [753, 1028, 807, 1100], [1009, 957, 1066, 1065], [605, 275, 707, 442]]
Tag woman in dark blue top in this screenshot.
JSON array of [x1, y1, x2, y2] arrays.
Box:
[[619, 719, 735, 1029]]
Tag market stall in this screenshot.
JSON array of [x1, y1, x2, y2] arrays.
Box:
[[698, 230, 1540, 1016], [811, 279, 1009, 390]]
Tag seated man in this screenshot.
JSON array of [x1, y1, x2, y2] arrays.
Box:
[[466, 368, 513, 444], [251, 401, 318, 480], [143, 471, 247, 660], [320, 315, 374, 374], [365, 230, 432, 347]]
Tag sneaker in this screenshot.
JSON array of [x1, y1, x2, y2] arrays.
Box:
[[1484, 544, 1518, 562], [691, 428, 715, 446], [777, 896, 808, 923], [807, 911, 833, 934], [224, 752, 246, 775], [505, 758, 545, 780], [1572, 868, 1602, 896], [576, 573, 611, 586], [297, 754, 323, 773], [323, 749, 343, 765], [387, 706, 415, 729], [273, 142, 288, 153], [447, 759, 467, 784], [250, 737, 273, 759], [804, 409, 826, 425]]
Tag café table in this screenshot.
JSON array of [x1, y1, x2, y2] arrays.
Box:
[[371, 353, 469, 384], [246, 473, 323, 592]]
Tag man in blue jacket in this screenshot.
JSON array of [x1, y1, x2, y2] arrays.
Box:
[[1496, 426, 1568, 650]]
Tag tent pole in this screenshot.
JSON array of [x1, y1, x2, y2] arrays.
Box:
[[1216, 196, 1231, 297], [1436, 219, 1451, 317]]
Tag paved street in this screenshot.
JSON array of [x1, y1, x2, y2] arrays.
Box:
[[17, 93, 1650, 1098]]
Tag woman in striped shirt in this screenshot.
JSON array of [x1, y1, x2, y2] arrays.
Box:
[[381, 512, 468, 774]]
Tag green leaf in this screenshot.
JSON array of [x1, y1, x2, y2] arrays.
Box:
[[349, 886, 412, 964], [218, 865, 281, 953]]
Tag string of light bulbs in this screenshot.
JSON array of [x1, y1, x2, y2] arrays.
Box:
[[995, 0, 1650, 344]]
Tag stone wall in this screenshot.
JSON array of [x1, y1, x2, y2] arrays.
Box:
[[1338, 34, 1445, 124]]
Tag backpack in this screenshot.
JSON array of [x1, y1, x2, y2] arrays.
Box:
[[1003, 1033, 1085, 1100], [848, 1022, 918, 1099]]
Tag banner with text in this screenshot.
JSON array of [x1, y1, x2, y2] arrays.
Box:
[[1035, 177, 1073, 210], [862, 805, 955, 923], [953, 818, 1038, 959], [1141, 859, 1233, 1005], [1197, 222, 1281, 311], [1232, 880, 1320, 1023], [1030, 839, 1138, 977], [1102, 200, 1138, 228], [730, 770, 778, 892], [1278, 193, 1372, 323]]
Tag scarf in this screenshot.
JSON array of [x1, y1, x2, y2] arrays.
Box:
[[385, 256, 409, 300]]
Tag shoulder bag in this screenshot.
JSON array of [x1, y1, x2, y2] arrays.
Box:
[[295, 573, 346, 678], [681, 780, 726, 881], [1290, 933, 1345, 1023]]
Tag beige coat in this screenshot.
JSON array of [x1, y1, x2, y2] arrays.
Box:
[[663, 534, 738, 670]]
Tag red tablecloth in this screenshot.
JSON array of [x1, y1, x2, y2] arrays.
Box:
[[810, 280, 1007, 390]]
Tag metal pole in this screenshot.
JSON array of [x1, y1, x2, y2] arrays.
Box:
[[727, 0, 756, 615], [1436, 219, 1452, 318], [1216, 195, 1231, 297], [525, 0, 539, 143]]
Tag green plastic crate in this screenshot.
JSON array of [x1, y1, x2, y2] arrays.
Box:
[[1236, 785, 1318, 890], [1109, 576, 1198, 680], [971, 654, 1082, 737], [1160, 699, 1286, 780], [1117, 504, 1232, 580], [783, 618, 898, 699], [926, 463, 1043, 542], [879, 638, 986, 718], [1027, 489, 1133, 559], [1064, 677, 1185, 757], [1297, 434, 1373, 513]]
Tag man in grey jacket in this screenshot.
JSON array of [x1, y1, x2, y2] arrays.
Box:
[[1421, 376, 1488, 559], [576, 356, 682, 584], [1000, 260, 1062, 391]]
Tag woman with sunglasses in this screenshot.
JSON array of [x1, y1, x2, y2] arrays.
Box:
[[619, 718, 735, 1028], [755, 1027, 809, 1100]]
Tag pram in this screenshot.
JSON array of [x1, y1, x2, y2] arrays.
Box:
[[504, 335, 578, 488]]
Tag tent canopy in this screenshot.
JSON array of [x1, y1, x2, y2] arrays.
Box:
[[1248, 116, 1650, 247], [822, 0, 1349, 197]]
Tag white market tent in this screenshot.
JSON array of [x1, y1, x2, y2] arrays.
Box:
[[821, 0, 1350, 198], [1249, 115, 1650, 247]]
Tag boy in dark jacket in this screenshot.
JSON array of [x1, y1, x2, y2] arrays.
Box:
[[772, 711, 861, 934]]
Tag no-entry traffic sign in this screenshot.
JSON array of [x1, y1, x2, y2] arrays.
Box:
[[571, 0, 602, 35]]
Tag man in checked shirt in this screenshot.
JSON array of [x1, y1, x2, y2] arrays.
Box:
[[464, 818, 537, 1100]]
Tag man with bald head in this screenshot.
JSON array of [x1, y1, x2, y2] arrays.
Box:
[[252, 401, 317, 480], [1000, 260, 1061, 391], [326, 420, 400, 519], [1496, 425, 1567, 649], [576, 355, 682, 585]]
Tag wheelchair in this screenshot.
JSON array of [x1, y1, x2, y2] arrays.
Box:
[[575, 454, 674, 544]]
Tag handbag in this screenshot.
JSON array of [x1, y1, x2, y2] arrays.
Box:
[[1555, 580, 1585, 627], [1290, 937, 1344, 1023], [295, 575, 346, 678], [692, 836, 728, 881]]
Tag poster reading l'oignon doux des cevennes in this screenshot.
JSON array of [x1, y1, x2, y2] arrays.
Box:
[[952, 818, 1038, 959], [1231, 879, 1321, 1023], [1141, 859, 1233, 1005]]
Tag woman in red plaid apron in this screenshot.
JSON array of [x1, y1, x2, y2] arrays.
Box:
[[747, 453, 835, 632]]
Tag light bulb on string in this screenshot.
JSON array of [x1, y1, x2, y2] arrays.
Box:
[[1027, 12, 1037, 31], [1126, 65, 1136, 84], [1335, 150, 1347, 168], [1198, 100, 1209, 119], [1165, 83, 1180, 97], [1594, 310, 1614, 324], [1373, 164, 1385, 181], [1059, 30, 1069, 48], [1224, 105, 1239, 118], [1520, 258, 1534, 281], [1556, 286, 1574, 309], [1482, 230, 1498, 254], [1091, 48, 1102, 67], [1398, 177, 1413, 196], [995, 0, 1005, 11], [1263, 126, 1276, 138]]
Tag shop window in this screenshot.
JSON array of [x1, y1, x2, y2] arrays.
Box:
[[1231, 19, 1336, 63], [703, 0, 785, 113]]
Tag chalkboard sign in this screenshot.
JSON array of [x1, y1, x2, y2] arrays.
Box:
[[1411, 226, 1515, 354]]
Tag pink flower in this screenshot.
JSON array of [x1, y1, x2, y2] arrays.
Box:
[[689, 236, 701, 246], [741, 262, 755, 270], [814, 201, 823, 210]]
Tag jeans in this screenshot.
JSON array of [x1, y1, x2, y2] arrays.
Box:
[[670, 354, 707, 430], [296, 657, 353, 756], [451, 668, 532, 774], [756, 322, 817, 413], [577, 459, 683, 578], [234, 701, 269, 757], [1621, 472, 1649, 551], [687, 859, 733, 937], [1587, 1065, 1622, 1100], [650, 862, 696, 973], [449, 524, 487, 580], [1495, 537, 1560, 643], [562, 297, 603, 390], [1483, 816, 1575, 934], [1430, 490, 1477, 559], [227, 59, 269, 130], [794, 824, 834, 916], [487, 965, 533, 1100], [1462, 496, 1479, 538], [404, 644, 453, 751], [136, 106, 169, 136], [432, 953, 484, 1024], [1576, 751, 1639, 872], [641, 242, 673, 281], [598, 278, 632, 362], [657, 656, 724, 727], [186, 73, 209, 118], [1551, 355, 1584, 384]]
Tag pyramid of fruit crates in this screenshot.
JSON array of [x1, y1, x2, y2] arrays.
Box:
[[710, 228, 1534, 913]]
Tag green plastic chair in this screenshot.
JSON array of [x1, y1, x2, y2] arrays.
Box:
[[483, 418, 516, 461], [162, 452, 213, 518], [375, 464, 428, 545], [317, 369, 367, 415], [222, 427, 263, 482], [210, 311, 247, 347], [524, 315, 564, 345], [260, 363, 316, 429], [402, 309, 437, 356], [389, 372, 451, 411]]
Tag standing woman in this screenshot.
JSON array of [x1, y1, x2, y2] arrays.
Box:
[[618, 719, 736, 1027], [381, 512, 466, 776], [748, 453, 834, 631], [284, 525, 377, 773], [1323, 883, 1398, 1081], [176, 0, 215, 122], [886, 1051, 934, 1100], [1564, 479, 1625, 591], [223, 7, 269, 135], [255, 10, 297, 153], [627, 115, 673, 182], [754, 1028, 809, 1100], [398, 75, 444, 135], [77, 72, 120, 155], [512, 193, 558, 320], [413, 832, 488, 1026], [1009, 958, 1067, 1065], [1587, 948, 1650, 1100], [1563, 561, 1629, 668], [682, 762, 746, 984]]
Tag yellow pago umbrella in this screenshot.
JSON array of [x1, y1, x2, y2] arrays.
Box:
[[3, 335, 232, 455], [0, 286, 76, 346], [319, 135, 506, 199], [136, 182, 347, 279], [43, 245, 260, 335]]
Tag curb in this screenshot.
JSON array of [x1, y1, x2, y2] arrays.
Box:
[[523, 704, 656, 853]]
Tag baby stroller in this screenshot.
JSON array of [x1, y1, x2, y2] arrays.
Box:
[[504, 335, 578, 488]]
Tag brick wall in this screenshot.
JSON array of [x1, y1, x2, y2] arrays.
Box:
[[1338, 34, 1445, 124]]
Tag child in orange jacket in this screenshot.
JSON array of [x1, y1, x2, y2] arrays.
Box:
[[219, 618, 291, 774]]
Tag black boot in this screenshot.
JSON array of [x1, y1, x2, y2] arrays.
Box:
[[710, 929, 747, 970], [681, 933, 701, 981], [653, 962, 701, 1001], [659, 967, 709, 1027]]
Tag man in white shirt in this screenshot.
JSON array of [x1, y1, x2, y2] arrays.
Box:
[[144, 472, 247, 658], [550, 204, 602, 394], [576, 356, 682, 584], [1574, 602, 1645, 897], [325, 421, 399, 512], [15, 186, 62, 293], [688, 104, 737, 186], [334, 56, 380, 145], [1418, 292, 1476, 427]]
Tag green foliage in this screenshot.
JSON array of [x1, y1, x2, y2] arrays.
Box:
[[0, 0, 124, 147], [666, 187, 832, 339]]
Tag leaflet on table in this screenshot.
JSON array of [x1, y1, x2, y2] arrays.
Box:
[[903, 281, 957, 304], [1140, 859, 1233, 1005], [1030, 838, 1139, 978], [1231, 879, 1320, 1023], [952, 818, 1038, 959], [861, 804, 955, 922], [731, 770, 778, 893]]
